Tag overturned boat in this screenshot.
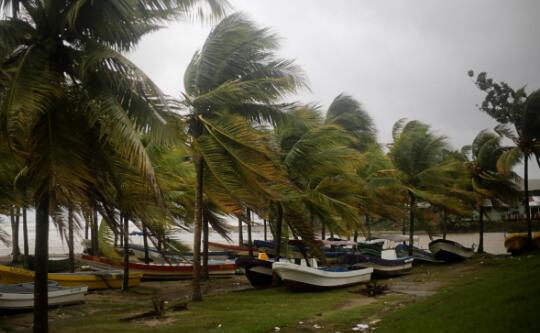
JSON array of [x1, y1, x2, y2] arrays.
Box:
[[428, 239, 474, 262], [337, 252, 413, 277], [395, 244, 443, 263], [0, 282, 87, 309], [272, 261, 372, 291]]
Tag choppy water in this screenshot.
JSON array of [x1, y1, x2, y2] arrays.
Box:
[[0, 213, 509, 256]]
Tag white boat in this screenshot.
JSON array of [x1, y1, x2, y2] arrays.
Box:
[[429, 239, 474, 262], [0, 282, 87, 309], [272, 261, 373, 291]]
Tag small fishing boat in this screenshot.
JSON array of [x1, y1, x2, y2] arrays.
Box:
[[128, 244, 233, 262], [81, 255, 236, 280], [357, 239, 385, 251], [428, 239, 474, 262], [0, 282, 87, 309], [272, 261, 372, 291], [208, 242, 255, 256], [504, 232, 540, 254], [0, 265, 142, 290], [235, 256, 274, 287], [24, 256, 72, 273], [337, 252, 414, 277], [395, 244, 443, 263]]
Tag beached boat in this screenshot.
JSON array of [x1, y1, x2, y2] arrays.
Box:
[[0, 282, 87, 309], [235, 256, 274, 287], [0, 265, 142, 290], [23, 255, 72, 273], [81, 255, 236, 280], [272, 262, 372, 291], [504, 232, 540, 254], [208, 242, 255, 256], [395, 244, 443, 263], [357, 239, 385, 251], [337, 253, 414, 277], [128, 244, 233, 262], [429, 239, 474, 262]]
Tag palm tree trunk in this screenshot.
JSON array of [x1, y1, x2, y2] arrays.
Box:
[[33, 192, 49, 333], [122, 214, 130, 292], [408, 191, 416, 256], [192, 156, 204, 301], [22, 205, 28, 258], [68, 207, 75, 273], [93, 208, 99, 255], [524, 155, 533, 249], [10, 207, 21, 263], [238, 216, 243, 246], [263, 219, 267, 241], [442, 210, 447, 240], [202, 216, 209, 280], [353, 228, 358, 242], [272, 204, 283, 287], [142, 224, 150, 264], [478, 206, 484, 253], [247, 208, 253, 257], [84, 217, 89, 240], [119, 217, 124, 247], [321, 224, 326, 240], [365, 215, 371, 239]]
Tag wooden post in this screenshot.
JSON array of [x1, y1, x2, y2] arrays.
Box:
[[122, 214, 130, 292]]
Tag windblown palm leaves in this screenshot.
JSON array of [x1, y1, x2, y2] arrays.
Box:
[[181, 13, 305, 300], [388, 119, 471, 254], [462, 130, 519, 252]]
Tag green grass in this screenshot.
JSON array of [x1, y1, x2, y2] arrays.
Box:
[[375, 254, 540, 333]]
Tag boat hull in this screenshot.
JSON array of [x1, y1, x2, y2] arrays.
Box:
[[338, 254, 414, 277], [0, 265, 142, 290], [504, 233, 540, 254], [235, 257, 274, 287], [395, 244, 442, 263], [81, 255, 236, 280], [0, 283, 87, 309], [272, 262, 372, 291], [429, 239, 474, 262]]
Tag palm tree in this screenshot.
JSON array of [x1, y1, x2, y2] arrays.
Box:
[[0, 1, 229, 331], [470, 71, 540, 248], [462, 130, 520, 253], [388, 119, 470, 255], [181, 13, 305, 301]]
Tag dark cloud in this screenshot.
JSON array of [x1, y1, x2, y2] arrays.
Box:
[[128, 0, 540, 175]]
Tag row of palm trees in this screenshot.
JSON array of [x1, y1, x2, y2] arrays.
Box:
[[0, 2, 537, 332]]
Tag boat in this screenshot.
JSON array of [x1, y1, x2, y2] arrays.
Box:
[[0, 265, 142, 290], [504, 232, 540, 254], [357, 239, 385, 251], [337, 252, 414, 277], [395, 244, 443, 263], [272, 261, 373, 291], [235, 256, 274, 287], [81, 255, 236, 280], [208, 242, 255, 256], [428, 239, 474, 262], [128, 244, 233, 262], [0, 282, 87, 309], [23, 256, 72, 273]]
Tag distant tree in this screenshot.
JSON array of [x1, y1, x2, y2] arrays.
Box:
[[469, 71, 540, 248]]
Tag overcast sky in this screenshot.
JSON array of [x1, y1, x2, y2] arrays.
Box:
[[128, 0, 540, 176]]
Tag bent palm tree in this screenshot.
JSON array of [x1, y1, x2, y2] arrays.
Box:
[[0, 1, 229, 332], [181, 13, 305, 301]]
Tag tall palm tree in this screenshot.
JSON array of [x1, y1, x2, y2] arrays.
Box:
[[462, 130, 519, 253], [181, 13, 305, 301], [388, 119, 470, 255], [0, 1, 229, 332], [470, 71, 540, 248]]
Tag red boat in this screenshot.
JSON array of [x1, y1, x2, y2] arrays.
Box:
[[81, 255, 237, 281], [208, 242, 257, 256]]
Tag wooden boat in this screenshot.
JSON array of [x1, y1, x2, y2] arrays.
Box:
[[395, 244, 443, 263], [504, 232, 540, 254], [235, 256, 274, 287], [23, 256, 72, 273], [208, 242, 255, 256], [357, 239, 385, 251], [337, 252, 414, 277], [128, 244, 233, 262], [272, 261, 372, 291], [429, 239, 474, 262], [0, 265, 142, 290], [0, 282, 87, 309], [81, 255, 236, 280]]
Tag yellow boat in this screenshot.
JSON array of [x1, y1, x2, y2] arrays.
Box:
[[504, 232, 540, 254], [0, 265, 142, 290]]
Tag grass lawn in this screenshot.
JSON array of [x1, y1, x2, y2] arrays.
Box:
[[375, 253, 540, 333]]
